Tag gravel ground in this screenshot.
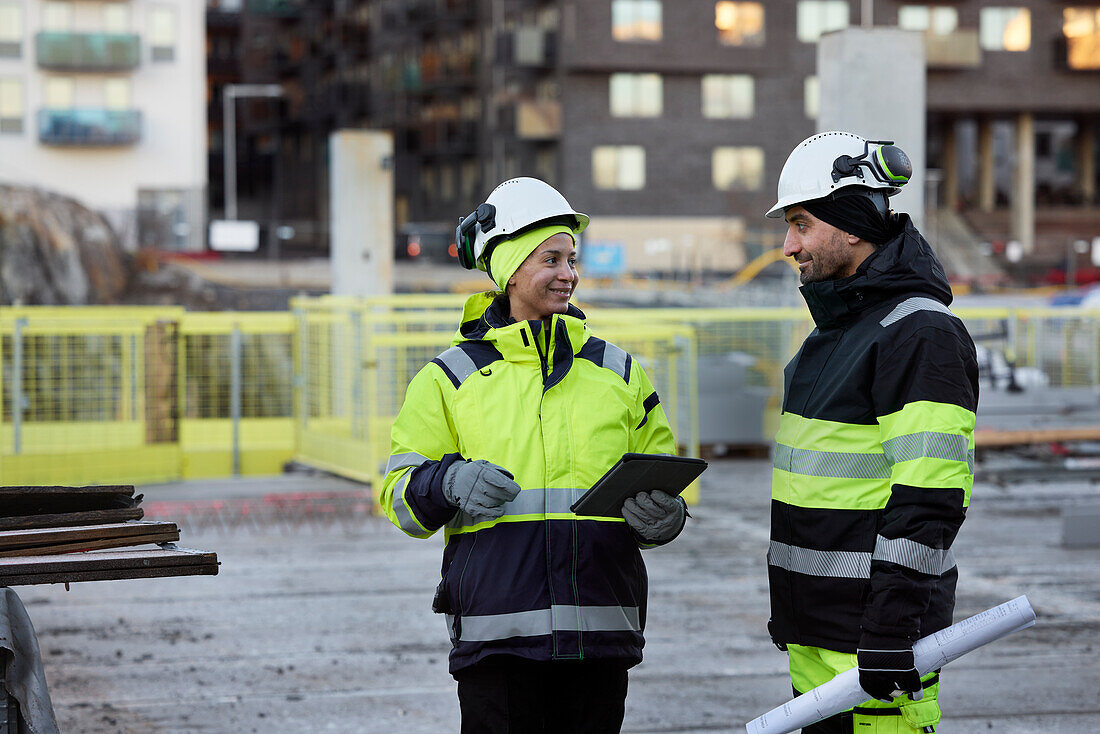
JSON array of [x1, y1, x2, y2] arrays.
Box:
[[12, 460, 1100, 733]]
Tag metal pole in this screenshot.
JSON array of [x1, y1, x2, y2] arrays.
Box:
[[12, 318, 25, 455], [230, 326, 242, 476], [350, 310, 363, 439], [223, 87, 237, 220]]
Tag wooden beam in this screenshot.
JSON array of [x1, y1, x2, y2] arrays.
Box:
[[975, 426, 1100, 447], [0, 547, 219, 586], [0, 508, 145, 531], [0, 532, 181, 558], [0, 521, 178, 549]]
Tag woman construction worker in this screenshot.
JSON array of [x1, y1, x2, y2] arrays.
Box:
[[380, 177, 689, 733]]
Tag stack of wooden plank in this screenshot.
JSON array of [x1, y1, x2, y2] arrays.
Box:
[[0, 486, 219, 587]]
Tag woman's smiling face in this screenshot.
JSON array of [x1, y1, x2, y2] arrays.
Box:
[[506, 233, 579, 323]]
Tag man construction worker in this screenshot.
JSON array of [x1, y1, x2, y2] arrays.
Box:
[[380, 177, 688, 733], [764, 131, 979, 733]]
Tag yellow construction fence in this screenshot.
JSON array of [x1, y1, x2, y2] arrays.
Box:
[[3, 301, 1100, 496]]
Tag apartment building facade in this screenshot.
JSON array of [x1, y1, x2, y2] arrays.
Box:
[[223, 0, 1100, 272], [0, 0, 207, 251]]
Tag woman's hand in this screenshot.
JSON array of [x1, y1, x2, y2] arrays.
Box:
[[622, 490, 687, 543]]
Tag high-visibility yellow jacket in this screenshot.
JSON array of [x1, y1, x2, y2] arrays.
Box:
[[381, 292, 677, 674], [770, 215, 979, 653]]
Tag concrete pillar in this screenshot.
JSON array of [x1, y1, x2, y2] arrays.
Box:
[[943, 120, 959, 210], [817, 28, 926, 230], [978, 117, 996, 212], [1011, 113, 1036, 255], [1078, 118, 1096, 205], [330, 130, 394, 297]]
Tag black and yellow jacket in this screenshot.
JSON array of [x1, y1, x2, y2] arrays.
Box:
[[770, 214, 979, 653], [381, 292, 677, 674]]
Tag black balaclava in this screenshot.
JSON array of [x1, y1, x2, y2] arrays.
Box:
[[801, 190, 894, 245]]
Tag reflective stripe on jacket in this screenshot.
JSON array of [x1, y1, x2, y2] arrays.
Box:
[[769, 215, 979, 653], [380, 292, 676, 674]]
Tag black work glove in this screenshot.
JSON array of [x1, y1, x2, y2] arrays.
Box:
[[857, 633, 923, 703]]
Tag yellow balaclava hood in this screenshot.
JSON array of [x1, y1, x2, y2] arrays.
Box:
[[482, 224, 576, 292]]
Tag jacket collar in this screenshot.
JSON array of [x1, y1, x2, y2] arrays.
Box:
[[454, 291, 591, 364], [799, 214, 954, 329]]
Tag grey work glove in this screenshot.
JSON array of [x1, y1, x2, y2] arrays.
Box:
[[622, 490, 687, 543], [857, 633, 923, 703], [442, 459, 521, 520]]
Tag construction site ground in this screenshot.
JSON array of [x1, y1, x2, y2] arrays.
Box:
[[16, 457, 1100, 733]]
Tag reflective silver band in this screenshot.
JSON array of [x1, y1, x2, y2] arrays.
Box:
[[385, 451, 431, 474], [449, 487, 589, 528], [447, 604, 641, 642], [769, 540, 870, 578], [437, 346, 478, 386], [769, 539, 955, 579], [603, 342, 629, 382], [880, 297, 957, 328], [391, 470, 425, 535], [873, 535, 955, 575], [882, 431, 970, 468], [774, 443, 891, 480]]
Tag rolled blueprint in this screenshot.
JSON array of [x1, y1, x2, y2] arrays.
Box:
[[745, 595, 1036, 734]]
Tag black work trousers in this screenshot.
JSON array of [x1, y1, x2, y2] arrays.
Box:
[[454, 655, 630, 734]]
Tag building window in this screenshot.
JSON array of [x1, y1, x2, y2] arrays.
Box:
[[41, 1, 73, 32], [804, 76, 819, 119], [104, 78, 131, 109], [1064, 8, 1100, 70], [536, 149, 556, 186], [44, 77, 74, 108], [103, 4, 130, 34], [593, 145, 645, 190], [612, 0, 661, 43], [702, 74, 753, 119], [715, 2, 764, 46], [609, 73, 662, 117], [0, 78, 23, 134], [149, 6, 177, 62], [897, 6, 958, 35], [796, 0, 849, 43], [713, 146, 764, 190], [980, 7, 1030, 51], [461, 160, 479, 200], [0, 2, 21, 58]]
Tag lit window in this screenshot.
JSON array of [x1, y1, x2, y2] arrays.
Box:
[[980, 7, 1030, 51], [796, 0, 849, 43], [804, 76, 819, 119], [150, 6, 177, 61], [897, 6, 958, 35], [44, 77, 74, 108], [702, 74, 753, 119], [41, 2, 73, 32], [715, 2, 764, 46], [1064, 8, 1100, 70], [612, 0, 662, 42], [0, 3, 21, 59], [0, 78, 23, 134], [103, 4, 130, 34], [104, 78, 131, 110], [610, 73, 662, 117], [593, 146, 646, 190], [713, 146, 764, 191]]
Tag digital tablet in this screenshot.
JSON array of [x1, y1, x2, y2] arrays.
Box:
[[570, 453, 708, 518]]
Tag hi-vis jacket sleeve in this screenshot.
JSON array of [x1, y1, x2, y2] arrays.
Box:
[[627, 361, 681, 549], [628, 361, 676, 457], [380, 365, 462, 539], [865, 325, 978, 640]]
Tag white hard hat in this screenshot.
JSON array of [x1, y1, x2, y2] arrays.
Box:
[[765, 131, 911, 218], [456, 177, 590, 270]]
